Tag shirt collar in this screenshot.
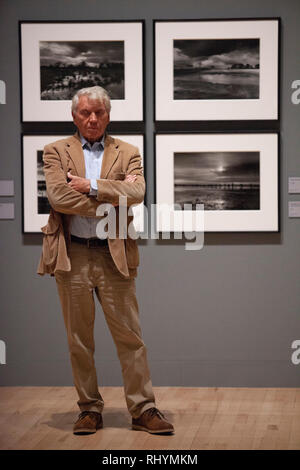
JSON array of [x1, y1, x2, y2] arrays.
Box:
[[80, 133, 105, 150]]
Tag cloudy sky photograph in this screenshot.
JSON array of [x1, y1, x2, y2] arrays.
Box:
[[39, 40, 125, 100], [40, 40, 124, 66], [174, 151, 260, 185], [173, 39, 260, 99], [174, 39, 259, 70]]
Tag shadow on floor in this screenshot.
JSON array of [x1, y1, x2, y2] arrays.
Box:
[[44, 408, 174, 434], [44, 408, 132, 432]]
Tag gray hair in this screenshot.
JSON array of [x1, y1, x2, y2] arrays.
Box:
[[71, 86, 111, 114]]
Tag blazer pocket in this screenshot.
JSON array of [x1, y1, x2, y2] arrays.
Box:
[[125, 238, 139, 268], [40, 210, 61, 267]]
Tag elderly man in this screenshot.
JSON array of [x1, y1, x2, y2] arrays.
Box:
[[37, 86, 174, 435]]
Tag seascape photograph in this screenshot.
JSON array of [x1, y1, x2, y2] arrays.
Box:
[[37, 150, 50, 214], [39, 40, 124, 100], [174, 38, 260, 100], [174, 151, 260, 210]]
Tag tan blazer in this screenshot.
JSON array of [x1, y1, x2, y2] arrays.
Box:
[[37, 132, 145, 279]]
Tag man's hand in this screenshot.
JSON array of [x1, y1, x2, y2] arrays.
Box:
[[110, 174, 137, 206], [125, 174, 137, 183], [67, 172, 91, 193]]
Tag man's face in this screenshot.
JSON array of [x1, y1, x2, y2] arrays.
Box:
[[72, 95, 110, 143]]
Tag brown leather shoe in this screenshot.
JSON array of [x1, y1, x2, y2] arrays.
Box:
[[132, 407, 174, 434], [73, 411, 103, 435]]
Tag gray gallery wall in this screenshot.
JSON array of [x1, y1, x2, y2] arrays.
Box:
[[0, 0, 299, 388]]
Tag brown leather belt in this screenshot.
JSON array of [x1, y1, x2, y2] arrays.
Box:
[[70, 234, 108, 248]]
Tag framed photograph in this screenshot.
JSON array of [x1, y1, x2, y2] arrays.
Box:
[[154, 19, 279, 121], [20, 21, 144, 122], [22, 134, 145, 233], [155, 133, 279, 232]]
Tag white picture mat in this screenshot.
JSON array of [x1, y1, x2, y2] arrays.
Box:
[[155, 20, 278, 120], [23, 134, 145, 233], [155, 133, 278, 232], [21, 22, 143, 121]]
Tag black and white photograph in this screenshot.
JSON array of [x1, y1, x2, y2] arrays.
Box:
[[20, 21, 144, 121], [40, 41, 124, 101], [174, 151, 260, 210], [155, 133, 278, 232], [174, 39, 259, 100], [37, 150, 51, 214], [155, 19, 279, 120]]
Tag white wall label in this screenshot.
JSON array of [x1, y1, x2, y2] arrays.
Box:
[[0, 179, 14, 196], [0, 79, 5, 104], [0, 340, 6, 365], [0, 203, 14, 219], [289, 201, 300, 218], [288, 177, 300, 194]]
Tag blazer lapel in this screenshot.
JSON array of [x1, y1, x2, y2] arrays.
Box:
[[65, 132, 86, 178], [100, 134, 120, 179]]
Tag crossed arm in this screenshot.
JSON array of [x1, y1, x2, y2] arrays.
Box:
[[67, 172, 137, 194], [43, 144, 145, 216]]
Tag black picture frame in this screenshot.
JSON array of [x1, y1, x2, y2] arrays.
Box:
[[154, 131, 280, 233], [19, 20, 145, 124], [154, 18, 280, 124]]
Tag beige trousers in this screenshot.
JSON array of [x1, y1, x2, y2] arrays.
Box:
[[54, 240, 156, 418]]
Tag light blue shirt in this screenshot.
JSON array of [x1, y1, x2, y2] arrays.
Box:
[[69, 133, 105, 238]]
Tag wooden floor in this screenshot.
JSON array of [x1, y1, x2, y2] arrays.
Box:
[[0, 387, 299, 450]]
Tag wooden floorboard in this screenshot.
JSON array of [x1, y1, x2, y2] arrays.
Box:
[[0, 387, 299, 450]]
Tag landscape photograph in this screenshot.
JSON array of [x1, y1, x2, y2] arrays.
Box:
[[37, 150, 50, 214], [174, 151, 260, 210], [174, 38, 260, 100], [40, 40, 124, 100]]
